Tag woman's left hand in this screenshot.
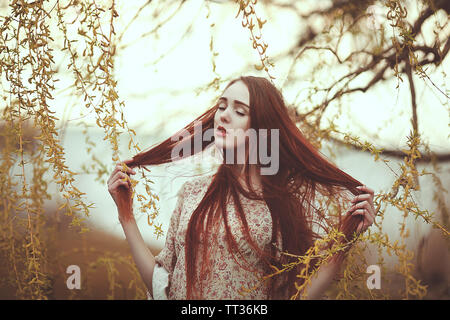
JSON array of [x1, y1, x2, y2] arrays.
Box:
[[347, 185, 377, 234]]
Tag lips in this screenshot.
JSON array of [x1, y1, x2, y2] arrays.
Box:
[[217, 125, 227, 136]]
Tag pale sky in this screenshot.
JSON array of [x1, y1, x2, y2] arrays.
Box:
[[53, 0, 449, 152]]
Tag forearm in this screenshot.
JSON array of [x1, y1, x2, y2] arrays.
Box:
[[302, 256, 342, 300], [120, 212, 156, 296], [303, 214, 361, 299]]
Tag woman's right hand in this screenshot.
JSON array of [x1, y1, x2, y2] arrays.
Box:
[[107, 159, 136, 221], [108, 159, 156, 295]]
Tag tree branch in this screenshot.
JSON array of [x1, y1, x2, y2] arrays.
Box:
[[405, 56, 418, 134]]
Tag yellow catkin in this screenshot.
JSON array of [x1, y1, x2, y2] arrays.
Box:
[[0, 0, 447, 300]]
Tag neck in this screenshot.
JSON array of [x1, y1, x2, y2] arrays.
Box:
[[218, 145, 262, 192], [231, 164, 262, 192]]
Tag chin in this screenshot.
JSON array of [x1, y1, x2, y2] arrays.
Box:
[[214, 132, 247, 152], [213, 132, 230, 148]]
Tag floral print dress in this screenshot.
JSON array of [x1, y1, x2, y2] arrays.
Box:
[[152, 174, 280, 300]]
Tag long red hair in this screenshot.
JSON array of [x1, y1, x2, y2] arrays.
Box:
[[126, 76, 363, 299]]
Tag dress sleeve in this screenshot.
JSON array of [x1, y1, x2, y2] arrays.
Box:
[[147, 181, 187, 300], [147, 264, 169, 300]]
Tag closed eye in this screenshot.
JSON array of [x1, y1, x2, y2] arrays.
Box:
[[216, 100, 247, 116]]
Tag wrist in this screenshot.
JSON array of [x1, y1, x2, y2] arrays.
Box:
[[119, 216, 136, 227], [118, 208, 135, 225]]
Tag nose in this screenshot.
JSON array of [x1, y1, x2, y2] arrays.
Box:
[[219, 108, 231, 124]]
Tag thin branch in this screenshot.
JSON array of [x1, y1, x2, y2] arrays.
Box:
[[295, 115, 450, 163], [405, 55, 418, 134]]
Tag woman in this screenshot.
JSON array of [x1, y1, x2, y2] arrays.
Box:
[[107, 76, 377, 300]]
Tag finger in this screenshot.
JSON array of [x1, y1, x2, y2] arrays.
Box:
[[108, 163, 126, 184], [351, 208, 373, 223], [351, 193, 372, 202], [121, 172, 132, 187], [122, 167, 136, 176], [363, 208, 374, 225], [348, 200, 369, 212], [353, 206, 375, 227], [116, 162, 136, 174], [368, 203, 376, 220], [354, 201, 375, 218], [357, 222, 363, 234], [121, 158, 136, 169], [108, 165, 121, 184], [356, 185, 374, 195], [357, 198, 376, 219], [110, 171, 130, 185], [351, 208, 367, 217], [357, 217, 373, 234], [111, 171, 132, 187], [351, 193, 373, 206], [109, 179, 130, 192], [356, 186, 375, 205], [357, 221, 367, 234], [115, 162, 136, 176]]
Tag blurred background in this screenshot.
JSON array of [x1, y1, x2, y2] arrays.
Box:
[[0, 0, 449, 299]]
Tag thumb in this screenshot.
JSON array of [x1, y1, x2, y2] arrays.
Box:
[[122, 158, 136, 168]]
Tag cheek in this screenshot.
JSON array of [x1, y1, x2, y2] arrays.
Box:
[[233, 118, 251, 145], [240, 118, 251, 134], [244, 117, 251, 130], [229, 118, 249, 134], [236, 115, 250, 130]]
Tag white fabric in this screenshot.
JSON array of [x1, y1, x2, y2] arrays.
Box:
[[146, 264, 169, 300]]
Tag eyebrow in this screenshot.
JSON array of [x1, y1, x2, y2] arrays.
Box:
[[218, 97, 249, 109]]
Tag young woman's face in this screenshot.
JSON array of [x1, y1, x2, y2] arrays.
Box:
[[214, 80, 251, 152]]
